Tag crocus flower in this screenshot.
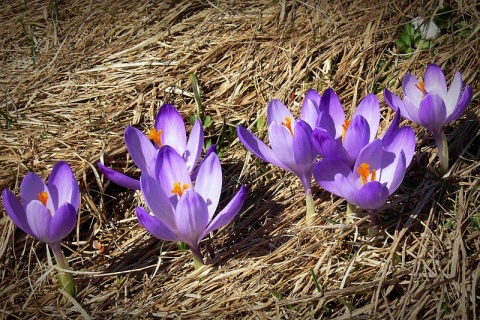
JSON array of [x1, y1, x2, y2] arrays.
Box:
[[98, 104, 204, 189], [136, 146, 247, 267], [237, 90, 320, 224], [311, 88, 380, 168], [384, 63, 472, 175], [2, 161, 80, 296], [313, 117, 416, 222]]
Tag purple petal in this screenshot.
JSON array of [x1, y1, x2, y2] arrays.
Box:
[[354, 181, 389, 210], [353, 94, 380, 142], [191, 144, 217, 181], [343, 116, 371, 166], [48, 203, 77, 243], [354, 139, 384, 173], [381, 150, 407, 193], [237, 125, 287, 171], [293, 120, 316, 191], [154, 104, 187, 153], [140, 173, 176, 230], [402, 96, 422, 124], [20, 172, 49, 209], [317, 88, 345, 139], [333, 173, 359, 204], [383, 88, 403, 113], [424, 64, 448, 100], [98, 162, 141, 190], [402, 73, 423, 106], [269, 122, 296, 172], [315, 110, 337, 138], [445, 71, 463, 116], [418, 92, 447, 136], [267, 99, 294, 125], [383, 126, 416, 168], [446, 85, 472, 123], [380, 110, 401, 146], [175, 191, 209, 249], [184, 118, 204, 173], [300, 89, 321, 129], [136, 206, 180, 241], [313, 159, 352, 196], [311, 128, 347, 161], [154, 146, 192, 206], [25, 200, 52, 243], [125, 126, 157, 175], [194, 152, 222, 221], [48, 161, 80, 212], [2, 189, 33, 235], [203, 184, 247, 237]]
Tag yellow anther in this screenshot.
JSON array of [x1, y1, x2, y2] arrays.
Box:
[[38, 191, 48, 206], [171, 182, 190, 197], [357, 162, 377, 186], [281, 117, 294, 136], [341, 119, 351, 142], [415, 81, 426, 97], [148, 128, 163, 147]]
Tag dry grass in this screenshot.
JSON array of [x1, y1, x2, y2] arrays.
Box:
[[1, 0, 479, 318]]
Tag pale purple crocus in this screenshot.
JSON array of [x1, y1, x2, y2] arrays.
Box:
[[384, 63, 472, 175], [314, 120, 416, 223], [311, 88, 380, 168], [237, 90, 320, 224], [136, 146, 246, 267], [2, 161, 80, 296], [98, 104, 204, 189]]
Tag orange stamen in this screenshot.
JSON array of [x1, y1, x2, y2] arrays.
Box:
[[38, 191, 48, 206], [415, 81, 426, 97], [341, 119, 351, 142], [171, 182, 190, 197], [148, 128, 163, 147], [357, 163, 377, 186], [281, 117, 294, 136]]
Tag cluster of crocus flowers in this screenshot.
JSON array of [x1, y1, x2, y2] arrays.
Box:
[[2, 161, 80, 296], [237, 90, 320, 224], [136, 146, 247, 267], [98, 104, 204, 190], [384, 63, 472, 176], [101, 103, 246, 267]]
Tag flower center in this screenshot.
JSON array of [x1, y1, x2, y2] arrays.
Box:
[[38, 191, 49, 206], [357, 162, 377, 186], [341, 119, 351, 142], [415, 81, 426, 97], [281, 117, 294, 136], [171, 182, 190, 197], [148, 128, 163, 147]]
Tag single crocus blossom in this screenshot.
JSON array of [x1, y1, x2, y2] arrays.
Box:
[[384, 63, 472, 175], [313, 118, 416, 222], [311, 88, 380, 168], [136, 146, 246, 267], [237, 90, 320, 224], [2, 161, 80, 296], [98, 104, 204, 189]]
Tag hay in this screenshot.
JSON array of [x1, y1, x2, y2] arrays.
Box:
[[1, 0, 479, 318]]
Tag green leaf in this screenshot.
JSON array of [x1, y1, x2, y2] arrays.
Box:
[[203, 115, 212, 128], [404, 23, 414, 37], [399, 32, 412, 47]]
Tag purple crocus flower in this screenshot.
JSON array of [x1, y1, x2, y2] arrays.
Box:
[[384, 63, 472, 175], [98, 104, 204, 189], [237, 90, 319, 224], [311, 88, 380, 168], [2, 161, 80, 295], [136, 146, 247, 267], [313, 121, 415, 220]]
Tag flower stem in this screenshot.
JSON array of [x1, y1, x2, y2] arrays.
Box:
[[50, 243, 75, 296], [191, 251, 204, 269], [434, 131, 449, 176], [305, 189, 315, 225], [368, 210, 378, 236]]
